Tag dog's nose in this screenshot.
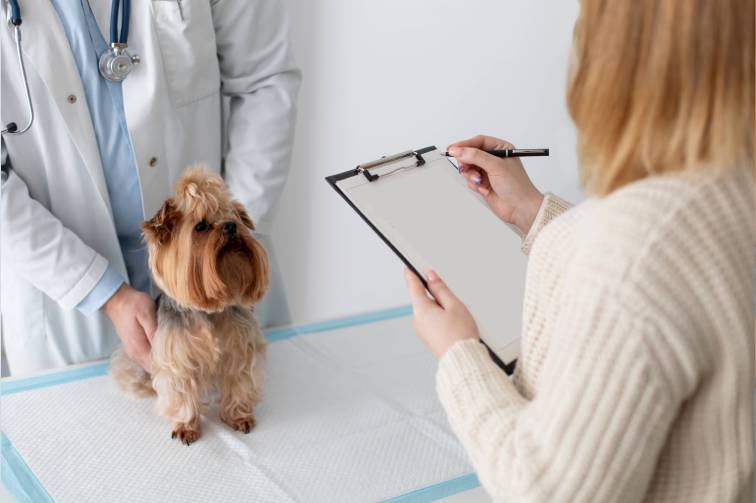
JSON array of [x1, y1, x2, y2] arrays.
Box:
[[222, 221, 237, 235]]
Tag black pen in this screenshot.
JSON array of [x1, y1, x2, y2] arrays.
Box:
[[444, 148, 549, 158]]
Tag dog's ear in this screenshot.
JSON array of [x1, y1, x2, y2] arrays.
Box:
[[142, 198, 181, 245], [233, 201, 256, 230]]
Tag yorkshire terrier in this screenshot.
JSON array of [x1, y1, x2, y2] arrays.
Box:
[[110, 166, 269, 445]]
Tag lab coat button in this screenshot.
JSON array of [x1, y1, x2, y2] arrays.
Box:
[[149, 157, 158, 167], [67, 94, 77, 104]]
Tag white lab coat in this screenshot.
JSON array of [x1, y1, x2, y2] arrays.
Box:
[[0, 0, 300, 376]]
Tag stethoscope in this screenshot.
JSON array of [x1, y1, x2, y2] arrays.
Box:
[[1, 0, 139, 136]]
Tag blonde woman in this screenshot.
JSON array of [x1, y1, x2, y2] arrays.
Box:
[[404, 0, 755, 501]]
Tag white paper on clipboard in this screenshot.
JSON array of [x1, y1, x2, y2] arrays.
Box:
[[327, 147, 526, 364]]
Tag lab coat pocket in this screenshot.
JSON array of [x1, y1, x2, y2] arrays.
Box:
[[150, 0, 221, 107]]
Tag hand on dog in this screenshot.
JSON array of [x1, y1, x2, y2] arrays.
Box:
[[104, 284, 156, 372], [404, 269, 479, 359]]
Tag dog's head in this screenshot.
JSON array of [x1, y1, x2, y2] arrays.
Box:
[[142, 166, 269, 312]]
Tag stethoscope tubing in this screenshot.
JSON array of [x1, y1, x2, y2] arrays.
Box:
[[110, 0, 129, 45], [8, 0, 19, 25], [1, 0, 131, 136], [1, 23, 34, 135]]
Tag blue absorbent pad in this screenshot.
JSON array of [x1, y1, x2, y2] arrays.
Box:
[[1, 307, 479, 502]]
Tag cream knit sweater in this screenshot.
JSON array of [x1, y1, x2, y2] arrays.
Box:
[[436, 166, 755, 502]]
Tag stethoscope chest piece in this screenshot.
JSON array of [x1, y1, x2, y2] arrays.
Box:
[[2, 0, 139, 135], [99, 0, 137, 82], [99, 43, 139, 82]]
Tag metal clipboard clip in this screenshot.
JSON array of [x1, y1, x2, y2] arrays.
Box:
[[356, 150, 427, 182]]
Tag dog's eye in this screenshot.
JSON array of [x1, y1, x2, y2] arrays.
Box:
[[194, 220, 210, 233]]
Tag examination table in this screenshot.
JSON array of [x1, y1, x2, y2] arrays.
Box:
[[1, 306, 487, 502]]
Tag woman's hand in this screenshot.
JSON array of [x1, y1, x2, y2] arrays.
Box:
[[404, 268, 479, 359], [448, 135, 544, 235], [103, 284, 156, 372]]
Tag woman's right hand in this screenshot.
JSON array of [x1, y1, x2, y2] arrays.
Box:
[[447, 135, 544, 236]]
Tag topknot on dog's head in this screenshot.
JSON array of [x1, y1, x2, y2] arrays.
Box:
[[174, 164, 229, 216]]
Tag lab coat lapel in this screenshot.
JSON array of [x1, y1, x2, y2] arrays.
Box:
[[121, 0, 171, 219], [20, 0, 112, 215], [87, 0, 111, 43]]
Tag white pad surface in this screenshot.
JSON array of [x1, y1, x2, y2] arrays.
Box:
[[1, 312, 476, 502]]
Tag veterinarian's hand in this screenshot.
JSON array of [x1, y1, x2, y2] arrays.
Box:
[[103, 284, 156, 372], [404, 269, 479, 359], [447, 135, 544, 235]]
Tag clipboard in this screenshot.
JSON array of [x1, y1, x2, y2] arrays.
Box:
[[326, 146, 527, 374]]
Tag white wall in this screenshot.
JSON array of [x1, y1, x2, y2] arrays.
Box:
[[273, 0, 583, 325]]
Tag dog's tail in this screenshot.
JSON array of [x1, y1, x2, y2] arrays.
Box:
[[109, 348, 156, 398]]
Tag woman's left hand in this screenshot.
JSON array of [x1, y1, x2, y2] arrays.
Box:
[[404, 268, 479, 359]]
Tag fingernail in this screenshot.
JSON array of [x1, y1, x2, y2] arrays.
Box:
[[448, 147, 459, 157], [472, 175, 481, 184], [428, 270, 439, 282]]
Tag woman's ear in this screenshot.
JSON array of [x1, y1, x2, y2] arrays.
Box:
[[142, 199, 180, 245], [233, 201, 256, 230]]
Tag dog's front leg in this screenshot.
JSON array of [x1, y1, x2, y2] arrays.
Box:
[[219, 371, 259, 434], [152, 371, 202, 445], [218, 339, 265, 434]]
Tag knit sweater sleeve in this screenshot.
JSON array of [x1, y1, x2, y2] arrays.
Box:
[[521, 193, 572, 255], [436, 293, 680, 502]]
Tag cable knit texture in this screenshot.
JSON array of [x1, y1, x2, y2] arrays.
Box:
[[436, 166, 755, 502], [521, 193, 572, 255]]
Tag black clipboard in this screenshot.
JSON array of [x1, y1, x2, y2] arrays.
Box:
[[326, 146, 519, 375]]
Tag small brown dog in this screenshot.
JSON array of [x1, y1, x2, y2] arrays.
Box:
[[111, 166, 268, 445]]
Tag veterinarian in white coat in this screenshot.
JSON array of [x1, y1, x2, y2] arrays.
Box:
[[0, 0, 300, 376]]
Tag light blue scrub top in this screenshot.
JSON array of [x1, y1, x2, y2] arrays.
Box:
[[48, 0, 151, 313]]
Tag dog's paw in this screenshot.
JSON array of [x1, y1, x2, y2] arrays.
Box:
[[171, 423, 201, 445], [223, 415, 256, 434]]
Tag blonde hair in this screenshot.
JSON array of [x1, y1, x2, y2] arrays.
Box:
[[567, 0, 755, 196]]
